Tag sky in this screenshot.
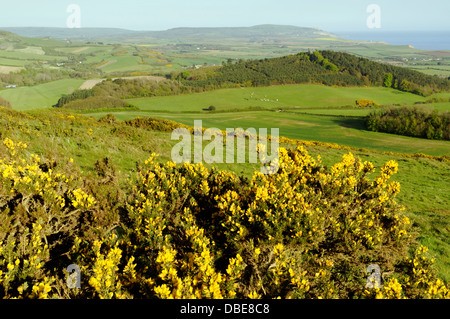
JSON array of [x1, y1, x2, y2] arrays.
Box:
[[0, 0, 449, 32]]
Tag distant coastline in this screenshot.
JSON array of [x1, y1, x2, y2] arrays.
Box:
[[336, 31, 450, 51]]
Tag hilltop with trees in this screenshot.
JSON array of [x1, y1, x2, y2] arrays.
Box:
[[173, 51, 450, 96], [54, 51, 450, 110]]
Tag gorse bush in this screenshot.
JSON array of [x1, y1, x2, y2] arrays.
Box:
[[0, 136, 448, 299], [356, 99, 380, 108], [124, 117, 192, 133], [0, 138, 96, 298]]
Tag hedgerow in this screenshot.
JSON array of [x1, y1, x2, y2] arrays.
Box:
[[0, 136, 448, 299], [367, 107, 450, 141]]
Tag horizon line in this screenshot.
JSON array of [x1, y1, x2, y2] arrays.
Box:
[[0, 25, 449, 33]]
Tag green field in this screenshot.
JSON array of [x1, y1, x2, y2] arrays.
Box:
[[0, 28, 449, 284], [414, 102, 450, 112], [289, 108, 375, 117], [0, 79, 84, 110], [106, 84, 447, 157], [86, 81, 450, 279], [0, 57, 28, 67], [410, 65, 450, 77], [0, 31, 178, 78], [88, 109, 450, 156], [99, 55, 156, 73], [127, 84, 428, 112], [2, 106, 448, 281], [89, 108, 450, 280]]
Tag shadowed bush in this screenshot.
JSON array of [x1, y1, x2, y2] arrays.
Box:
[[61, 96, 132, 111]]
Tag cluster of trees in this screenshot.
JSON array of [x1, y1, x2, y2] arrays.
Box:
[[54, 51, 450, 111], [54, 73, 253, 110], [92, 78, 193, 99], [320, 51, 450, 96], [176, 52, 334, 88], [54, 78, 196, 110], [60, 96, 132, 111], [309, 50, 339, 72], [169, 51, 449, 96], [0, 65, 103, 88], [0, 53, 105, 88], [55, 89, 95, 108], [0, 68, 69, 87], [366, 107, 450, 140]]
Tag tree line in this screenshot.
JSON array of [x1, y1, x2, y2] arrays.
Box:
[[0, 64, 102, 88], [55, 89, 95, 108], [171, 51, 450, 96], [0, 68, 68, 87], [54, 78, 194, 110], [320, 51, 450, 96], [54, 74, 226, 110], [366, 107, 450, 140]]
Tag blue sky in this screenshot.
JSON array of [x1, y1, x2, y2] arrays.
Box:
[[1, 0, 449, 32]]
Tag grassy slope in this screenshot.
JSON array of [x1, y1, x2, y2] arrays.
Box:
[[93, 84, 450, 279], [1, 107, 448, 280], [100, 55, 146, 73], [415, 102, 450, 112], [127, 84, 427, 112], [89, 110, 450, 157], [0, 79, 84, 110]]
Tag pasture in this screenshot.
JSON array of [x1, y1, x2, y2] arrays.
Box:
[[88, 109, 450, 156], [14, 105, 448, 280], [127, 84, 428, 112], [0, 65, 24, 73], [0, 79, 84, 110]]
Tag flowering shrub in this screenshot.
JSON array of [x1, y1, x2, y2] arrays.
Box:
[[0, 137, 448, 299], [356, 99, 380, 108], [0, 138, 94, 298]]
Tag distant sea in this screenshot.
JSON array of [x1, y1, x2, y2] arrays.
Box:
[[335, 31, 450, 51]]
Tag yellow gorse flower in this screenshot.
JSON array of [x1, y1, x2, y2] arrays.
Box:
[[0, 129, 447, 300]]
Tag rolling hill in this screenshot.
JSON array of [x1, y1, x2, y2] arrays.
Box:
[[53, 50, 448, 113], [0, 25, 338, 41], [0, 24, 449, 298], [1, 26, 449, 80], [0, 105, 449, 292], [176, 50, 450, 95]]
